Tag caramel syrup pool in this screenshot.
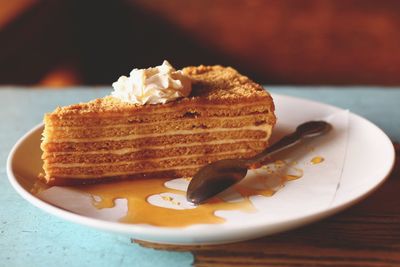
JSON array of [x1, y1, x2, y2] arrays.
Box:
[[72, 160, 304, 227]]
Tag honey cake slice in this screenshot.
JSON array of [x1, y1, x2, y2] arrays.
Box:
[[40, 65, 276, 185]]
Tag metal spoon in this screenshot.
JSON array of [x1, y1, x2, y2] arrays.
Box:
[[186, 121, 331, 205]]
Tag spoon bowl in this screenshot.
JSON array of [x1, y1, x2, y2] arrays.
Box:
[[296, 120, 331, 138], [187, 159, 248, 204]]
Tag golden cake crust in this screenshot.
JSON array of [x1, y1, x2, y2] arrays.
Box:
[[47, 65, 273, 118]]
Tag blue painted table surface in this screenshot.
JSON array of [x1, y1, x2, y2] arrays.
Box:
[[1, 86, 399, 267]]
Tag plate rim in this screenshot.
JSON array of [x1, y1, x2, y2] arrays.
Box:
[[7, 93, 396, 245]]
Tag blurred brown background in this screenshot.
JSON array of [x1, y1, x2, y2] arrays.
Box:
[[1, 0, 400, 86]]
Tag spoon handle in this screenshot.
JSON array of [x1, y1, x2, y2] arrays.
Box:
[[245, 121, 330, 165], [245, 132, 301, 165]]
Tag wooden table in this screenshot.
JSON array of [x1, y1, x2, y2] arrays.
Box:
[[1, 87, 399, 267]]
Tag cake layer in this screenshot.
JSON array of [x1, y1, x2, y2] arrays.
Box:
[[42, 130, 270, 153], [46, 151, 256, 179], [45, 128, 269, 143], [45, 100, 273, 127], [43, 140, 267, 164], [45, 167, 200, 186], [44, 113, 271, 139]]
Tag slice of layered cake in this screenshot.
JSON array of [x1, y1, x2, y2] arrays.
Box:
[[40, 61, 276, 185]]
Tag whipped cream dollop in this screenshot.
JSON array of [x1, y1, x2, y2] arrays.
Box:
[[111, 60, 192, 105]]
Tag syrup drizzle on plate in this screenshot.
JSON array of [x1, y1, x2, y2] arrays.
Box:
[[57, 160, 307, 227], [311, 156, 325, 165]]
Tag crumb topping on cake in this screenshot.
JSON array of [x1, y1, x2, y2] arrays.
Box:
[[183, 65, 266, 99], [49, 65, 271, 116]]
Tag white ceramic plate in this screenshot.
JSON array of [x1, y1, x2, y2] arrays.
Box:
[[7, 94, 395, 245]]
